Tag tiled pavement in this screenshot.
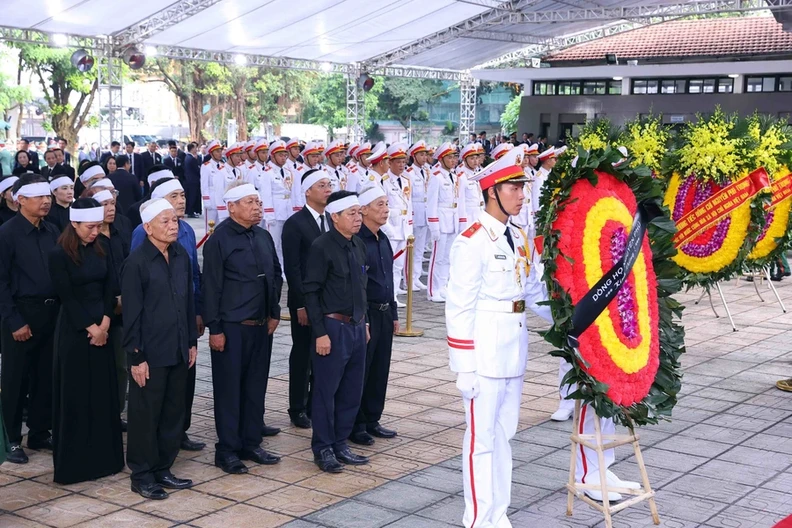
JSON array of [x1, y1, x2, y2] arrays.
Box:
[[2, 222, 792, 527]]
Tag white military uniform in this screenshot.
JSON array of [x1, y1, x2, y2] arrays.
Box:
[[326, 163, 346, 192], [382, 166, 414, 297], [426, 151, 464, 301], [511, 165, 536, 231], [446, 210, 551, 528], [292, 162, 323, 211], [457, 163, 484, 231], [201, 155, 236, 227], [406, 162, 428, 288], [259, 159, 294, 271]]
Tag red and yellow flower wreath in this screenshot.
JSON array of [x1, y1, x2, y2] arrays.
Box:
[[537, 146, 685, 426]]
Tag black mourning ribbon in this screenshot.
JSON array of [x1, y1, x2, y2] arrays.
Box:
[[567, 202, 662, 350]]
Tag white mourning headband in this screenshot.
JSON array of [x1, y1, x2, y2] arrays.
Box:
[[358, 186, 386, 206], [152, 179, 184, 200], [147, 168, 175, 185], [93, 190, 114, 203], [13, 182, 51, 201], [223, 183, 258, 203], [302, 170, 330, 193], [50, 177, 73, 192], [326, 195, 360, 214], [140, 198, 174, 223], [69, 206, 104, 222], [79, 164, 105, 183]]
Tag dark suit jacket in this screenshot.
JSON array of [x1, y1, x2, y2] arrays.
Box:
[[64, 151, 72, 166], [109, 168, 143, 217], [164, 155, 185, 182], [282, 207, 332, 310], [127, 152, 144, 183], [41, 165, 58, 180], [184, 153, 200, 185], [99, 151, 118, 165], [14, 150, 39, 171], [141, 150, 162, 174]]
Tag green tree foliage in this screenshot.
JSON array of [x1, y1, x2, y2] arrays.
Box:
[[500, 94, 522, 134], [374, 78, 443, 129], [12, 43, 97, 145], [302, 74, 382, 138], [0, 52, 30, 119]]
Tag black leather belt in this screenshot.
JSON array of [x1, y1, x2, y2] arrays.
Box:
[[240, 318, 268, 326], [368, 302, 390, 312], [17, 297, 58, 306]]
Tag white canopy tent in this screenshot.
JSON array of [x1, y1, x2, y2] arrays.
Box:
[[1, 0, 789, 144]]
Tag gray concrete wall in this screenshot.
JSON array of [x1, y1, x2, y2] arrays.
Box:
[[516, 93, 792, 143]]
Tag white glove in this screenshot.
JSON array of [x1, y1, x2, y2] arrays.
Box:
[[430, 229, 441, 242], [456, 371, 480, 400]]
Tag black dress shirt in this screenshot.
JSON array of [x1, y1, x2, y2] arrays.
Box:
[[358, 223, 398, 321], [121, 237, 197, 368], [303, 230, 368, 338], [202, 218, 283, 335], [45, 203, 70, 232], [0, 206, 17, 225], [0, 214, 60, 331], [48, 243, 114, 329], [98, 217, 132, 317], [282, 206, 332, 311]]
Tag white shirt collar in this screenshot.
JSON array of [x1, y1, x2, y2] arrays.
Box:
[[305, 204, 323, 224]]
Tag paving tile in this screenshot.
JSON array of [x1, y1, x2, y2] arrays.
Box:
[[736, 488, 792, 516], [132, 489, 233, 523], [398, 465, 464, 495], [305, 500, 403, 528], [247, 485, 343, 517], [191, 503, 292, 528], [716, 445, 792, 470], [0, 480, 70, 512], [662, 474, 755, 503], [692, 460, 777, 487], [296, 470, 386, 498], [383, 515, 457, 528], [653, 436, 732, 458], [704, 505, 787, 528], [630, 447, 709, 473], [15, 495, 121, 528], [649, 489, 729, 524], [356, 481, 449, 513], [760, 470, 792, 493], [679, 423, 756, 445], [194, 473, 286, 502], [414, 495, 467, 525]]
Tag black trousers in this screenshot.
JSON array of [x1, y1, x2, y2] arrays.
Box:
[[288, 307, 313, 418], [0, 300, 58, 444], [354, 307, 394, 433], [127, 360, 188, 485], [183, 361, 196, 434], [311, 317, 366, 455], [211, 322, 270, 456], [185, 176, 201, 216]]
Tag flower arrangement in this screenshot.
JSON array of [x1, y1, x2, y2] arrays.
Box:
[[536, 145, 685, 427], [663, 109, 770, 288], [569, 118, 620, 153], [619, 115, 670, 174]]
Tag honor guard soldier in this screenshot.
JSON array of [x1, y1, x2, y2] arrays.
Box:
[[445, 148, 552, 528], [200, 140, 229, 228], [262, 139, 295, 273], [293, 141, 325, 211], [246, 139, 269, 196], [531, 146, 558, 231], [286, 137, 302, 171], [406, 141, 430, 291], [367, 143, 389, 188], [426, 142, 464, 302], [381, 143, 413, 306], [457, 142, 484, 231], [345, 144, 359, 172], [350, 185, 399, 446], [510, 143, 536, 231], [303, 190, 371, 474], [325, 140, 349, 191], [348, 142, 374, 192], [203, 183, 283, 475], [244, 140, 257, 166]]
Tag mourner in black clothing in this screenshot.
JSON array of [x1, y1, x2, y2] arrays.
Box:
[[282, 169, 333, 429], [183, 142, 202, 217], [49, 198, 124, 484], [89, 186, 132, 426], [0, 174, 60, 464], [203, 183, 283, 475], [127, 165, 175, 227], [75, 161, 106, 200], [350, 186, 399, 446], [0, 176, 19, 225], [13, 150, 39, 175], [45, 170, 74, 232], [303, 190, 370, 473], [122, 198, 197, 500], [110, 155, 143, 216]]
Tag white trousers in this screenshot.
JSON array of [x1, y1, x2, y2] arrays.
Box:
[[268, 219, 286, 277], [391, 238, 407, 299], [462, 375, 522, 528], [427, 234, 454, 299], [576, 402, 616, 483], [412, 225, 429, 282], [557, 359, 576, 414]]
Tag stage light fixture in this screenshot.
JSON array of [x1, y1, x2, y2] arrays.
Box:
[[123, 47, 146, 70], [70, 49, 95, 72], [52, 33, 68, 47], [234, 54, 247, 66], [357, 73, 375, 92]]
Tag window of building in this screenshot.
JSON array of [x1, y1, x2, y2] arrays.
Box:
[[779, 77, 792, 92], [582, 80, 606, 95], [533, 82, 556, 95], [689, 79, 717, 94], [558, 81, 581, 95], [747, 76, 777, 92], [632, 79, 659, 94], [718, 78, 734, 93], [661, 79, 686, 94]]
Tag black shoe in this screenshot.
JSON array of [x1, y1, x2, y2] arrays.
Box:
[[27, 435, 53, 451], [744, 276, 754, 282], [290, 412, 312, 429], [367, 423, 397, 439], [334, 447, 369, 466], [261, 424, 281, 437], [131, 482, 169, 500], [156, 474, 193, 490], [349, 431, 375, 446], [6, 443, 28, 464], [120, 419, 127, 432], [215, 455, 248, 474], [180, 434, 206, 451], [785, 271, 791, 277], [314, 448, 344, 473], [239, 447, 281, 465], [772, 274, 783, 282]]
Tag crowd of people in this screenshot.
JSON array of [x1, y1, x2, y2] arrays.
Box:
[[0, 130, 622, 522]]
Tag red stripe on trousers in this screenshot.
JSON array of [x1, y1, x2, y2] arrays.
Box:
[[428, 241, 438, 297], [579, 404, 588, 483], [469, 398, 478, 528]]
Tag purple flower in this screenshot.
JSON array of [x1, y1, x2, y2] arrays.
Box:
[[610, 227, 639, 340]]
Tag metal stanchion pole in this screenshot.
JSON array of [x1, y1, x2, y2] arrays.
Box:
[[395, 235, 424, 337]]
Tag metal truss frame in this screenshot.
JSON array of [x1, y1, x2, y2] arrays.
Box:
[[346, 66, 365, 143], [0, 25, 101, 49], [113, 0, 224, 48], [459, 77, 478, 142], [96, 42, 124, 148]]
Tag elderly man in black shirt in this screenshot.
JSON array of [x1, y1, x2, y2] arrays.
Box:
[[122, 198, 197, 500], [303, 190, 370, 473], [203, 183, 283, 475], [0, 173, 60, 464], [350, 186, 400, 447]]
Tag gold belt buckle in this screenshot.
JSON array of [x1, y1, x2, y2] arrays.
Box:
[[452, 203, 457, 208], [512, 300, 525, 313], [401, 209, 408, 215]]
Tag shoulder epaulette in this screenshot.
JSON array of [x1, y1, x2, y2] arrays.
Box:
[[202, 160, 211, 165], [263, 165, 272, 171], [432, 170, 441, 176], [351, 167, 358, 173], [461, 222, 482, 238]]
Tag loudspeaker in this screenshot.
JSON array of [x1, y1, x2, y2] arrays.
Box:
[[70, 49, 95, 72]]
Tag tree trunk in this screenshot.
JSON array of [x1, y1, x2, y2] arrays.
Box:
[[187, 96, 204, 142]]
